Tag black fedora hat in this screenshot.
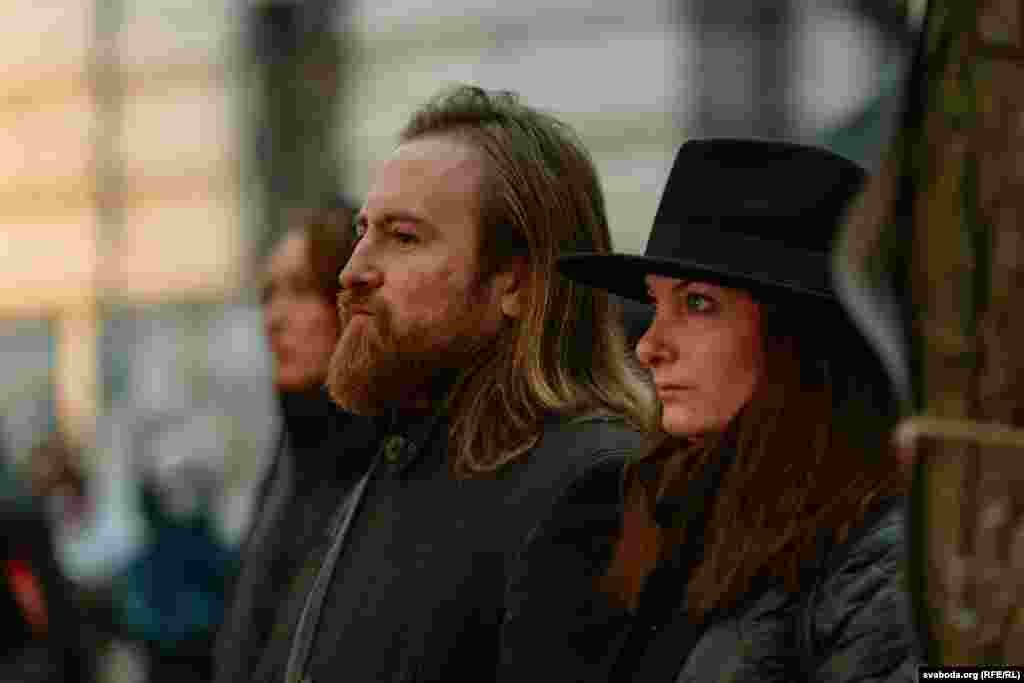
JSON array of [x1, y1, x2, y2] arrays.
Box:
[[559, 138, 867, 302]]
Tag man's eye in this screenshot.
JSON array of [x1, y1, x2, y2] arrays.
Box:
[[293, 279, 317, 295]]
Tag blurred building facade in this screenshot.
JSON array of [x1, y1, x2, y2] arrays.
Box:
[[0, 1, 257, 441], [0, 10, 273, 638]]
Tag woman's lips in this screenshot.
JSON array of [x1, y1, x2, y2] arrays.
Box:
[[655, 384, 691, 399]]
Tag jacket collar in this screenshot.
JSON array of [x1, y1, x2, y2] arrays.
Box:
[[374, 409, 446, 476], [376, 371, 458, 476], [279, 385, 338, 444]]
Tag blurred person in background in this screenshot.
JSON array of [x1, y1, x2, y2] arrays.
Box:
[[1, 424, 94, 683], [27, 434, 99, 585], [26, 433, 120, 674], [113, 408, 243, 683], [235, 84, 651, 683], [498, 139, 918, 682], [26, 433, 90, 520], [213, 197, 363, 683]]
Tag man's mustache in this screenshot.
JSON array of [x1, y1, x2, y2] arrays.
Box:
[[337, 293, 383, 319]]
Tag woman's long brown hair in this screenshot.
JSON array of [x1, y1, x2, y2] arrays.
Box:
[[598, 298, 909, 619]]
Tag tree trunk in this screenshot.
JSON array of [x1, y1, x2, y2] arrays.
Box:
[[835, 0, 1024, 666]]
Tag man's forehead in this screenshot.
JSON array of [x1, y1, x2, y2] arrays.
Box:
[[391, 135, 480, 165], [364, 137, 484, 214]]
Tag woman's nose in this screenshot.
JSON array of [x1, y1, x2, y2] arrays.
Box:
[[635, 314, 671, 369]]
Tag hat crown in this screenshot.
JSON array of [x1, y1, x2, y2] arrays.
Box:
[[554, 138, 867, 304], [650, 138, 867, 257]]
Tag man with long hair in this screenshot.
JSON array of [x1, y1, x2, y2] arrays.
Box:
[[252, 85, 651, 683]]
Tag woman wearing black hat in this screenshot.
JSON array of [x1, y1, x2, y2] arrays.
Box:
[[497, 139, 918, 682]]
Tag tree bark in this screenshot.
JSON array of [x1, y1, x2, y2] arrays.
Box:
[[835, 0, 1024, 666]]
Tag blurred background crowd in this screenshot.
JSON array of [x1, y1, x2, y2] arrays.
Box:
[[0, 1, 923, 681]]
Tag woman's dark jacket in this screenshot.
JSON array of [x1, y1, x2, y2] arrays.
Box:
[[498, 456, 920, 682]]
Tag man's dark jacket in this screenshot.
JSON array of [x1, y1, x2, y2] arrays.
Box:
[[214, 387, 375, 683], [215, 391, 644, 683], [499, 457, 920, 683]]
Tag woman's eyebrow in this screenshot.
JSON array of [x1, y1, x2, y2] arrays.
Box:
[[650, 280, 694, 296], [671, 280, 694, 292]]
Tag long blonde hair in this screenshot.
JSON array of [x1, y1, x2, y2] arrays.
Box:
[[400, 85, 654, 477]]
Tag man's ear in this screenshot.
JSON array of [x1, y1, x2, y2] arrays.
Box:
[[495, 257, 528, 319]]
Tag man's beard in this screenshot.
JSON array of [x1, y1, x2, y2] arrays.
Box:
[[326, 286, 498, 416]]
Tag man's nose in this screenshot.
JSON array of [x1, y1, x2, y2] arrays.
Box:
[[338, 239, 383, 292]]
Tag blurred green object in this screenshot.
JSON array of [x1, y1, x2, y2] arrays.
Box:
[[816, 61, 907, 171], [0, 433, 32, 513], [0, 461, 30, 509]]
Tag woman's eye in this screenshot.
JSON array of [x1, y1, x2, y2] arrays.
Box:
[[393, 231, 418, 245], [686, 292, 716, 313]]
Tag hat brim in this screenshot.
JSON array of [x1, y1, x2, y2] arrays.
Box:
[[558, 252, 836, 303]]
